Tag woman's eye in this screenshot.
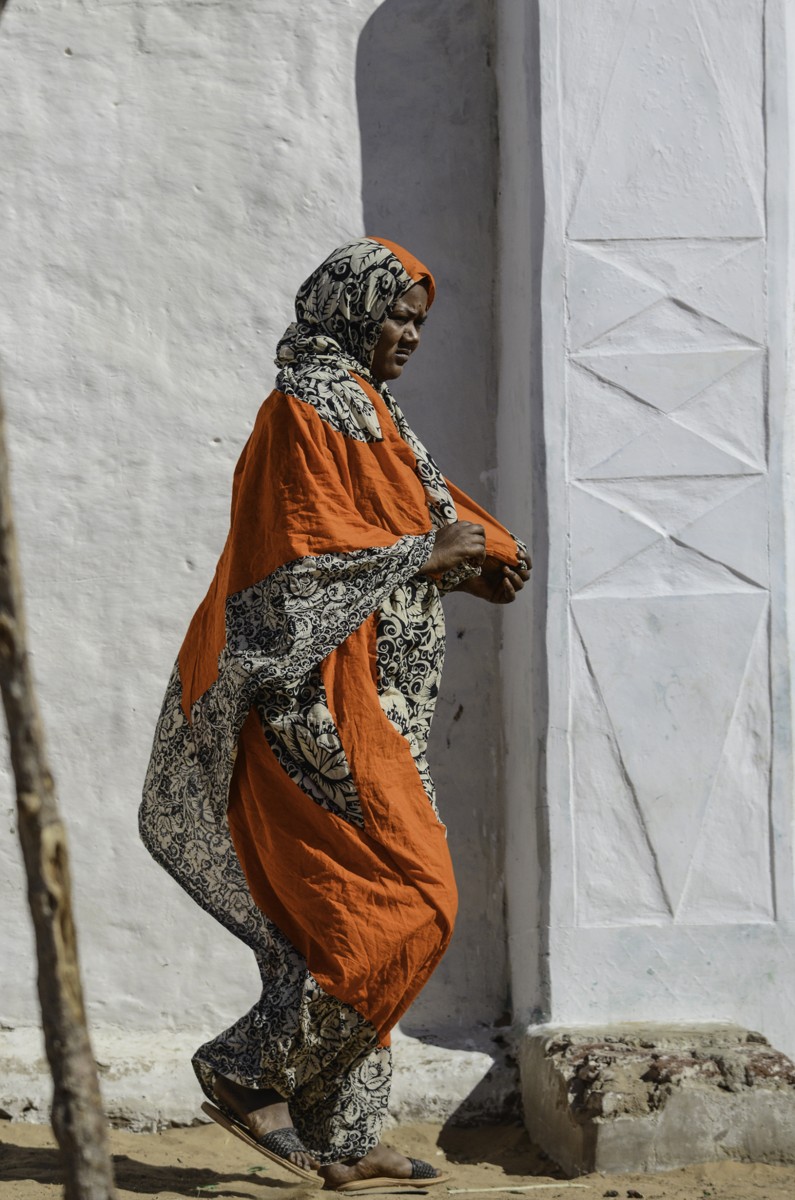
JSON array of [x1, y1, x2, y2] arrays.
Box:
[[389, 313, 425, 327]]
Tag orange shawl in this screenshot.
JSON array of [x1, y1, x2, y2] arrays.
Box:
[[142, 238, 522, 1046]]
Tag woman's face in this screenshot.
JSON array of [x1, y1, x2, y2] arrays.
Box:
[[370, 282, 429, 382]]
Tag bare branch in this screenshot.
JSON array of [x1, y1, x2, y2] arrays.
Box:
[[0, 389, 117, 1199]]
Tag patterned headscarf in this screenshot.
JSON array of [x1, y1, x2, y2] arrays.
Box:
[[275, 238, 459, 529], [276, 238, 434, 441]]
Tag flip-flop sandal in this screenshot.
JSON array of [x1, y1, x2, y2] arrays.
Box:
[[201, 1100, 319, 1183], [334, 1159, 451, 1193]]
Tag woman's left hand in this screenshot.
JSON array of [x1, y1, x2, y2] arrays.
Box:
[[457, 554, 531, 604]]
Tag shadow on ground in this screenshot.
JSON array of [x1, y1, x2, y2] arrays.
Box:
[[437, 1121, 564, 1178], [0, 1140, 295, 1196]]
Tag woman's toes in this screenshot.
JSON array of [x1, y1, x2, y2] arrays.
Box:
[[292, 1150, 319, 1172], [319, 1143, 428, 1188]]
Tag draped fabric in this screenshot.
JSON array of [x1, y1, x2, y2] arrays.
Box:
[[139, 238, 525, 1162]]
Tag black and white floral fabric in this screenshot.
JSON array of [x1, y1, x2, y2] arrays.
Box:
[[141, 237, 519, 1164]]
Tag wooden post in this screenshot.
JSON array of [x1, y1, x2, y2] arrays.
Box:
[[0, 385, 117, 1200]]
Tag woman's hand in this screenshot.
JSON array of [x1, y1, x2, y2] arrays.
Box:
[[420, 521, 487, 575], [457, 554, 531, 604]]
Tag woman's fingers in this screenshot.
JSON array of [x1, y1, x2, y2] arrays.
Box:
[[424, 525, 529, 577], [455, 522, 486, 564], [494, 562, 532, 602], [502, 565, 528, 591], [466, 523, 487, 561], [420, 521, 488, 575]]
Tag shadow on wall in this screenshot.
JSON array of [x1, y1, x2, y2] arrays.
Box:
[[356, 1, 507, 1042], [356, 0, 498, 465]]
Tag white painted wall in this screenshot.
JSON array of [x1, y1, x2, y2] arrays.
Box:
[[355, 0, 510, 1039], [502, 0, 795, 1060], [0, 0, 508, 1119], [8, 0, 793, 1133], [495, 0, 546, 1026]]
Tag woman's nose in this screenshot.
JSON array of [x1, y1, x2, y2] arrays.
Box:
[[403, 322, 421, 346]]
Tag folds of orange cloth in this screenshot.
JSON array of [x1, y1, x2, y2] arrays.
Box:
[[170, 382, 519, 1040], [228, 614, 458, 1043], [178, 388, 434, 719]]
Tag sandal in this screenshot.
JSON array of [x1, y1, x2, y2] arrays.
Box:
[[334, 1159, 451, 1192], [201, 1100, 319, 1183]]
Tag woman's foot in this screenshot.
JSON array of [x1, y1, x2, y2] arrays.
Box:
[[213, 1075, 319, 1172], [319, 1142, 443, 1190]]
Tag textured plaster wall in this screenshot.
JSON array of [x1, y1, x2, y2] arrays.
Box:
[[356, 0, 508, 1038], [521, 0, 795, 1057], [0, 0, 506, 1108], [495, 0, 546, 1026]]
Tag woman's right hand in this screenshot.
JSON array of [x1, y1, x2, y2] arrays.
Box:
[[420, 521, 487, 575]]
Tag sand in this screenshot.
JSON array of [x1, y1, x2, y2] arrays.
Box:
[[2, 1120, 795, 1200]]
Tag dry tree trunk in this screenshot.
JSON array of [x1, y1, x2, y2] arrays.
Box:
[[0, 383, 117, 1200], [0, 4, 117, 1160]]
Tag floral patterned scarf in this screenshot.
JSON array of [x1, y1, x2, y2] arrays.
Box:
[[275, 237, 459, 530]]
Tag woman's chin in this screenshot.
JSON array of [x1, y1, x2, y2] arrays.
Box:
[[373, 364, 404, 384]]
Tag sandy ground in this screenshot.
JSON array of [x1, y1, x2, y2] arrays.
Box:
[[2, 1120, 795, 1200]]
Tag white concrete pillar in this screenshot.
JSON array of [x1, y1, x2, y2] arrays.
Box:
[[500, 0, 795, 1057]]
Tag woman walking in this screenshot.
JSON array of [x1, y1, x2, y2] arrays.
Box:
[[140, 237, 529, 1190]]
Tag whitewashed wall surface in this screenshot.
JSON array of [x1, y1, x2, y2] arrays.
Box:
[[0, 0, 512, 1122], [3, 0, 795, 1129], [532, 0, 795, 1058]]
